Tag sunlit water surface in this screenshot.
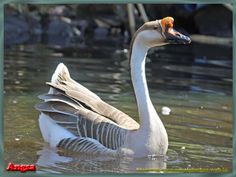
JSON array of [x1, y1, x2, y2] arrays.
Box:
[[4, 42, 232, 173]]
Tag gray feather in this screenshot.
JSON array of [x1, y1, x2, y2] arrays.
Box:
[[57, 137, 117, 156]]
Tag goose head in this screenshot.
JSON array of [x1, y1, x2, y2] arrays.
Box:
[[132, 16, 191, 48]]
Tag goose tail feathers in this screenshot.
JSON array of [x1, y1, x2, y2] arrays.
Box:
[[48, 63, 70, 94]]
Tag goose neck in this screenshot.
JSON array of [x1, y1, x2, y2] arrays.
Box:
[[129, 39, 157, 130]]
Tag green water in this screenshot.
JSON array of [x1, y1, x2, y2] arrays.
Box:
[[4, 43, 232, 173]]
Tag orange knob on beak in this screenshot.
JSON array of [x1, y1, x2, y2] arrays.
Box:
[[160, 16, 191, 44], [161, 16, 174, 30]]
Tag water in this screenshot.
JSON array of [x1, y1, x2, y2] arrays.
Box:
[[4, 41, 232, 173]]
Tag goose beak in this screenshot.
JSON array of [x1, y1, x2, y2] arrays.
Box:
[[160, 16, 191, 44], [165, 28, 191, 44]]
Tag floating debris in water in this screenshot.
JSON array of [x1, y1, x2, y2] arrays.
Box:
[[18, 72, 23, 76], [123, 49, 128, 53], [12, 100, 17, 104], [161, 106, 171, 115], [180, 146, 186, 153], [222, 106, 228, 110], [115, 48, 128, 54], [51, 53, 63, 57], [15, 138, 20, 141], [15, 80, 20, 84]]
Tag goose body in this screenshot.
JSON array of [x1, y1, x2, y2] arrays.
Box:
[[36, 17, 190, 157]]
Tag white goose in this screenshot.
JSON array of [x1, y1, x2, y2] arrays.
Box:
[[36, 17, 190, 158]]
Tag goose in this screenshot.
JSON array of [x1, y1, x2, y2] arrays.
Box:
[[35, 17, 191, 158]]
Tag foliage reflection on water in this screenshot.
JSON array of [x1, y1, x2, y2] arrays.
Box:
[[4, 42, 232, 173]]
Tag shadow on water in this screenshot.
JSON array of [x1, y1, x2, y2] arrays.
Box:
[[4, 40, 232, 173]]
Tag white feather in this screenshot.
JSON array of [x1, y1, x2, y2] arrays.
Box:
[[48, 63, 69, 94], [38, 113, 76, 147]]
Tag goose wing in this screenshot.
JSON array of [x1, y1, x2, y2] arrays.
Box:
[[47, 63, 140, 130], [35, 93, 127, 150]]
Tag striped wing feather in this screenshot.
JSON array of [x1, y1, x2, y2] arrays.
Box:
[[35, 97, 127, 149], [57, 137, 116, 156]]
